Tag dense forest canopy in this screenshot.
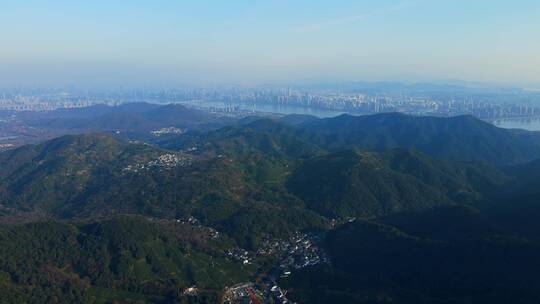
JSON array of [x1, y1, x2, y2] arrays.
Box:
[[1, 108, 540, 303]]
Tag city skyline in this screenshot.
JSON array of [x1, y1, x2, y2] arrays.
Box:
[[1, 0, 540, 88]]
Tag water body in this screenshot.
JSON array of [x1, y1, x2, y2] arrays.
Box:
[[493, 118, 540, 131], [0, 136, 18, 141], [179, 100, 346, 118], [181, 100, 540, 132]]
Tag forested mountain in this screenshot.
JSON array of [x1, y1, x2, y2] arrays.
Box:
[[0, 133, 327, 248], [297, 113, 540, 164], [12, 104, 540, 166], [0, 216, 251, 303], [282, 205, 540, 304], [18, 103, 229, 135], [199, 118, 324, 159], [287, 149, 507, 218], [157, 112, 540, 165], [2, 111, 540, 303], [0, 128, 506, 224]]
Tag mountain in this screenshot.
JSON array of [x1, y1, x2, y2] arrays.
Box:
[[156, 118, 507, 220], [18, 102, 159, 124], [0, 216, 252, 303], [298, 113, 540, 164], [276, 149, 540, 303], [503, 158, 540, 196], [278, 114, 320, 125], [15, 105, 540, 165], [19, 103, 228, 135], [2, 112, 540, 303], [0, 110, 13, 117], [200, 118, 324, 159], [0, 133, 327, 248], [474, 158, 540, 240], [0, 133, 165, 215], [286, 149, 506, 219], [0, 123, 508, 223], [281, 205, 540, 304]]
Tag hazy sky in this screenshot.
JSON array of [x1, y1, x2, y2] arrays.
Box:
[[1, 0, 539, 87]]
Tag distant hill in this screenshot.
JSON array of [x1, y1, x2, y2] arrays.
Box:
[[19, 102, 228, 134], [16, 105, 540, 165], [298, 113, 540, 164], [0, 110, 14, 117], [157, 112, 540, 166], [18, 102, 159, 122], [200, 118, 324, 159], [278, 114, 320, 125]]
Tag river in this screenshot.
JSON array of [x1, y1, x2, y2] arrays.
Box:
[[492, 118, 540, 131], [180, 100, 540, 132], [178, 100, 346, 118]]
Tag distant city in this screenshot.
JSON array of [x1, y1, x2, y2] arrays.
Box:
[[2, 83, 540, 124]]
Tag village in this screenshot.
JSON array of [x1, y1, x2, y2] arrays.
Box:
[[150, 126, 186, 136], [170, 214, 328, 303], [123, 153, 193, 173], [222, 232, 328, 304]]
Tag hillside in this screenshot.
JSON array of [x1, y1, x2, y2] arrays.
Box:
[[13, 107, 540, 165], [0, 133, 170, 214], [1, 113, 540, 303], [19, 103, 228, 135], [0, 133, 327, 248], [0, 130, 506, 224], [282, 205, 540, 304], [200, 118, 324, 159], [0, 216, 252, 303], [286, 149, 506, 219], [298, 113, 540, 164]]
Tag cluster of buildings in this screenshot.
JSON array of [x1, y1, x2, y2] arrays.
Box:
[[153, 87, 540, 120], [198, 90, 540, 120], [0, 93, 112, 111], [0, 143, 14, 151], [150, 127, 186, 136], [223, 282, 292, 304], [123, 153, 192, 173], [175, 216, 220, 239], [275, 232, 329, 275], [223, 283, 266, 304], [3, 87, 540, 121], [257, 233, 328, 268], [221, 232, 328, 304], [225, 248, 252, 265]]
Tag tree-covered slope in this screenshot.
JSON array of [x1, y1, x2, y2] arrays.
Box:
[[0, 216, 251, 303], [196, 118, 324, 159], [0, 133, 170, 214], [1, 113, 540, 303], [0, 133, 327, 248], [282, 205, 540, 304], [286, 149, 506, 219], [0, 130, 508, 239], [298, 113, 540, 164], [21, 103, 225, 134]]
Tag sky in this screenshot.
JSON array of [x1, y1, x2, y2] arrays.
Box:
[[1, 0, 539, 88]]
